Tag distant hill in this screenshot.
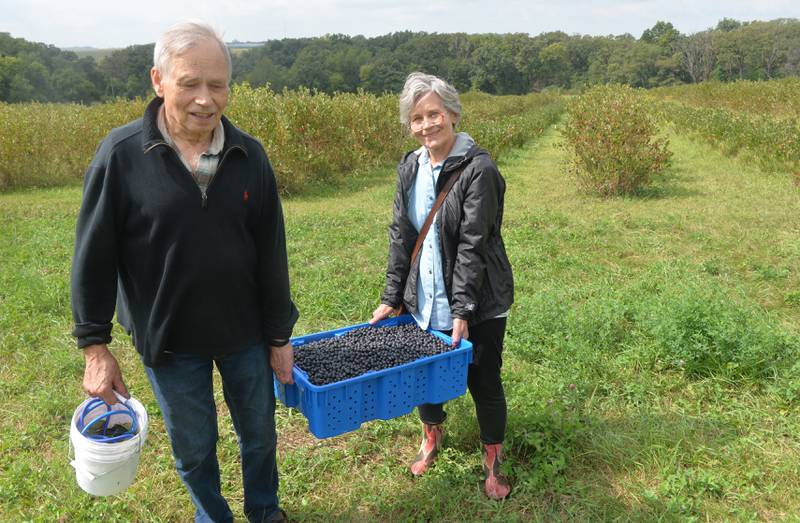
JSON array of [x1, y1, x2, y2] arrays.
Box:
[[2, 19, 799, 103], [62, 42, 263, 60], [227, 41, 266, 48], [64, 47, 119, 61]]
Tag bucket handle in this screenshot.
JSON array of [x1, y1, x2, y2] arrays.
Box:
[[79, 392, 140, 442], [113, 391, 146, 451]]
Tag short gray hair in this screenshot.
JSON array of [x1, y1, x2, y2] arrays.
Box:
[[153, 20, 232, 80], [398, 72, 462, 127]]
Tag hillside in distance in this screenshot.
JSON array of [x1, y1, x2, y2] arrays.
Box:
[[1, 18, 798, 103]]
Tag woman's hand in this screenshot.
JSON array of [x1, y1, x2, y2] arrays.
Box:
[[370, 304, 401, 325], [451, 318, 469, 347]]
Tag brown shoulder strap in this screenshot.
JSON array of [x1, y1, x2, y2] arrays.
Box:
[[396, 163, 467, 316], [409, 165, 466, 267]]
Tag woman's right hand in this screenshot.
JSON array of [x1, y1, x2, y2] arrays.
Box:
[[370, 304, 401, 325]]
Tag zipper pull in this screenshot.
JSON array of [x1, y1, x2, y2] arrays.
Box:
[[202, 191, 208, 209]]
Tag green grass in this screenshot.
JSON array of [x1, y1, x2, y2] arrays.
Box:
[[2, 125, 800, 521]]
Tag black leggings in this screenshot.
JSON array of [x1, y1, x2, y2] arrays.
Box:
[[417, 317, 507, 444]]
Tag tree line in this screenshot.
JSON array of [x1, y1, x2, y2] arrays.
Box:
[[1, 18, 798, 103]]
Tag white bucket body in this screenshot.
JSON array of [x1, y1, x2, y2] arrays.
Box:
[[70, 395, 148, 496]]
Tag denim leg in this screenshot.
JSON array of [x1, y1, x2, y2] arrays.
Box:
[[216, 344, 281, 523], [144, 354, 232, 523]]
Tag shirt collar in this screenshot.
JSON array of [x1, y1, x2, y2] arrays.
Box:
[[157, 105, 225, 155]]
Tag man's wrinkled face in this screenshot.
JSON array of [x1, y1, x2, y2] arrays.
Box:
[[151, 38, 229, 142]]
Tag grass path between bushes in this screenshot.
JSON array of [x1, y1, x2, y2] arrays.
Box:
[[1, 126, 800, 521]]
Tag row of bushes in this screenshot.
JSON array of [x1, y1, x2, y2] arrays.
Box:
[[561, 84, 671, 196], [0, 86, 563, 193], [659, 100, 800, 174], [461, 91, 563, 164], [652, 78, 800, 120]]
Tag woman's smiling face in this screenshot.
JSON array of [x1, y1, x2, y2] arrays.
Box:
[[409, 91, 457, 164]]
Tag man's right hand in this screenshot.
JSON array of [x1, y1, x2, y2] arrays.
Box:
[[83, 344, 129, 405]]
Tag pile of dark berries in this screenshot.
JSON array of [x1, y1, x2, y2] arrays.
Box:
[[293, 323, 454, 385]]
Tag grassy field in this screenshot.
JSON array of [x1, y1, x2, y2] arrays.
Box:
[[2, 121, 800, 521]]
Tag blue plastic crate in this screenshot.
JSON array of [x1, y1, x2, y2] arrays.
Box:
[[274, 315, 473, 439]]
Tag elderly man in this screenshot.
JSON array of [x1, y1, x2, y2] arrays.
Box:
[[70, 20, 297, 522]]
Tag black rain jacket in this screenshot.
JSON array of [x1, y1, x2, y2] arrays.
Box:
[[380, 144, 514, 325]]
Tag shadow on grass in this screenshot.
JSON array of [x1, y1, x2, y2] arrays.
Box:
[[629, 164, 703, 200], [275, 389, 750, 521]]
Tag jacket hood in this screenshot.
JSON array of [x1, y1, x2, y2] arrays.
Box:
[[414, 132, 475, 161], [401, 134, 490, 174]]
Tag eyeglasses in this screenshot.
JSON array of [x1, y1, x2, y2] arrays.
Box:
[[409, 112, 445, 132]]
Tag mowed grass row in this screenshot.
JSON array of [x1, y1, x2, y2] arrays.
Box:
[[2, 122, 800, 520]]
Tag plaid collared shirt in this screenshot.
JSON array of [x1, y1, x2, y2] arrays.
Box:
[[157, 107, 225, 197]]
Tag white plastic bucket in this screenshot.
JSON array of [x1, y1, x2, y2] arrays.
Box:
[[69, 392, 148, 496]]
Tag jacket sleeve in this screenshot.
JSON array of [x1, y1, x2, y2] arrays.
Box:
[[380, 173, 411, 308], [450, 161, 502, 320], [256, 152, 299, 343], [70, 139, 120, 348]]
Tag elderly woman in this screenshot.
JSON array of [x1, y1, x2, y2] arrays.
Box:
[[370, 72, 514, 500]]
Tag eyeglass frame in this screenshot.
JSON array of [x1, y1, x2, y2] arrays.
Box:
[[408, 111, 449, 132]]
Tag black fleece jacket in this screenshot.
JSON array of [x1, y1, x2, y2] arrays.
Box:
[[71, 97, 299, 367]]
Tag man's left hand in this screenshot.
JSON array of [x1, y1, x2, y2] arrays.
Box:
[[270, 342, 294, 384], [452, 318, 469, 347]]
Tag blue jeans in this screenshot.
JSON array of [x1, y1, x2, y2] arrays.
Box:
[[144, 344, 281, 523]]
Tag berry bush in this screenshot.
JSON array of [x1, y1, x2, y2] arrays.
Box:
[[561, 84, 671, 196]]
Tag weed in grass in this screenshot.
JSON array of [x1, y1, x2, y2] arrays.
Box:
[[659, 467, 729, 517], [700, 257, 724, 276], [634, 275, 800, 382], [785, 290, 800, 307]]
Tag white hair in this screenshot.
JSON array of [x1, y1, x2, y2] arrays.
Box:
[[153, 20, 231, 80], [398, 72, 462, 127]]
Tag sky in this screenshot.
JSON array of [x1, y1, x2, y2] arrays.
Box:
[[1, 0, 797, 49]]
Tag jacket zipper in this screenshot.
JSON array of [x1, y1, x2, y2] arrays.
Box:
[[198, 145, 246, 209], [201, 145, 244, 209], [147, 141, 212, 209]]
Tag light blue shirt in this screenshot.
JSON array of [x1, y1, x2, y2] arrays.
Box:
[[408, 132, 474, 330]]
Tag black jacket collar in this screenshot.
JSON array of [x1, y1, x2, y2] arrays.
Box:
[[399, 143, 488, 179], [140, 96, 249, 158]]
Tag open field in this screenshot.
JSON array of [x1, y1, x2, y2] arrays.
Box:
[[2, 104, 800, 520]]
